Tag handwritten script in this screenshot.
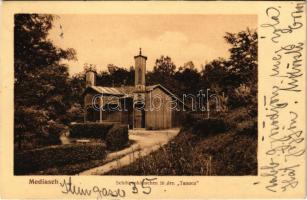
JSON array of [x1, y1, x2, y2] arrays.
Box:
[[59, 177, 158, 199], [260, 2, 305, 193], [261, 3, 304, 43]]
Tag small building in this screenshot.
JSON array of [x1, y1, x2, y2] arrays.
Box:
[[83, 49, 185, 129]]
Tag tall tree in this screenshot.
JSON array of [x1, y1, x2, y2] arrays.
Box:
[[14, 14, 76, 149], [147, 55, 178, 95], [153, 55, 176, 76], [175, 61, 201, 96], [224, 29, 258, 85], [201, 58, 230, 92], [199, 29, 258, 110], [95, 64, 134, 87]]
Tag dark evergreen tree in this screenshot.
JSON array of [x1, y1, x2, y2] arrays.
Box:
[[14, 14, 76, 149]]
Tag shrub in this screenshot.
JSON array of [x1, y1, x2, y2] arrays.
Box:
[[14, 123, 63, 150], [107, 133, 212, 175], [197, 131, 257, 175], [42, 121, 66, 145], [69, 122, 115, 139], [66, 103, 84, 123], [14, 106, 49, 150], [107, 130, 257, 176], [14, 142, 107, 175], [182, 112, 198, 128], [192, 118, 229, 137], [105, 124, 129, 150], [228, 83, 257, 110], [247, 97, 258, 118], [237, 118, 257, 137]]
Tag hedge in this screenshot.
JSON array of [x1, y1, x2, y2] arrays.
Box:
[[14, 142, 107, 175], [69, 122, 116, 139], [192, 118, 229, 137], [105, 124, 129, 150]]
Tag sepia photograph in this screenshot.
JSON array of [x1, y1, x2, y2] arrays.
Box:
[[14, 14, 258, 176]]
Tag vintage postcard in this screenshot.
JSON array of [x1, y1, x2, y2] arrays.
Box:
[[0, 1, 306, 199]]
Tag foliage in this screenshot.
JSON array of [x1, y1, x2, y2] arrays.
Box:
[[228, 83, 253, 108], [236, 117, 257, 136], [107, 107, 257, 176], [146, 56, 178, 95], [108, 131, 257, 176], [14, 142, 107, 175], [66, 103, 84, 123], [174, 62, 201, 96], [14, 16, 258, 160], [201, 58, 230, 91], [224, 29, 258, 84], [181, 112, 198, 128], [105, 124, 129, 150], [153, 55, 176, 76], [69, 122, 115, 139], [107, 132, 212, 175], [14, 106, 64, 149], [74, 29, 258, 176], [201, 29, 258, 110], [69, 72, 86, 105], [14, 14, 76, 150], [96, 64, 135, 87], [70, 29, 258, 112], [191, 118, 229, 137], [197, 131, 257, 175], [45, 120, 66, 144]]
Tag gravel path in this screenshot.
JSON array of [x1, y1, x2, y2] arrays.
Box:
[[79, 128, 180, 175]]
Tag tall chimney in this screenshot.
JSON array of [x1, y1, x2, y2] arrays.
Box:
[[134, 48, 147, 92], [85, 68, 96, 87]]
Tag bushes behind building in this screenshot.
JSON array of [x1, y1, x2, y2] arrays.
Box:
[[105, 124, 129, 150], [14, 142, 107, 175], [69, 122, 115, 139]]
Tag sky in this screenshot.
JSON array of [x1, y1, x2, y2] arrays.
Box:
[[48, 14, 257, 75]]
